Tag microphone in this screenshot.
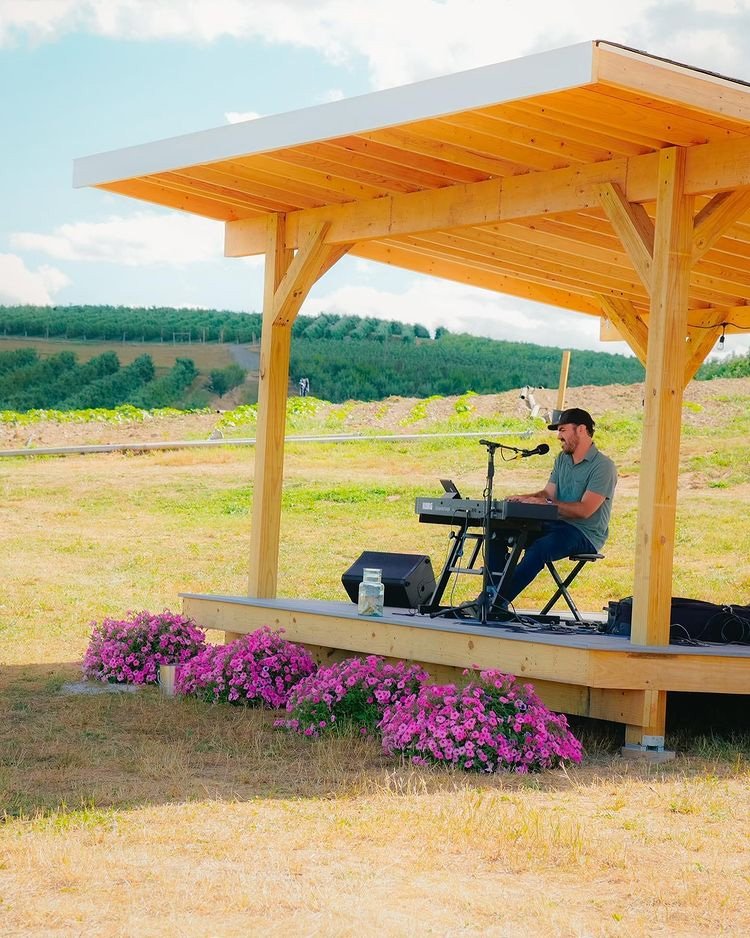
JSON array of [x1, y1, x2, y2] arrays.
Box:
[[479, 439, 550, 457], [520, 442, 550, 458]]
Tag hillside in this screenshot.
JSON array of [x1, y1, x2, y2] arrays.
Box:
[[0, 304, 646, 407], [3, 377, 748, 454]]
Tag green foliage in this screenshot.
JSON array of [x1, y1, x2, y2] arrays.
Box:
[[289, 333, 644, 403], [454, 391, 477, 415], [0, 347, 38, 374], [400, 395, 442, 425], [62, 354, 155, 410], [0, 404, 208, 426], [698, 349, 750, 380], [1, 304, 646, 407], [132, 358, 198, 409], [216, 404, 258, 431], [207, 363, 247, 397], [0, 304, 263, 343]]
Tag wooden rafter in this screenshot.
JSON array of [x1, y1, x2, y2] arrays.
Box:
[[692, 189, 750, 262], [225, 133, 750, 257]]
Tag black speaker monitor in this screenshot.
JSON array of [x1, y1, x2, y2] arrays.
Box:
[[342, 551, 435, 609]]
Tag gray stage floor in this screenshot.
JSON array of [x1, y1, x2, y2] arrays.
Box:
[[183, 594, 750, 658]]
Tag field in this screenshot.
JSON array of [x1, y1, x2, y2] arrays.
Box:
[[1, 380, 750, 936], [0, 335, 243, 374]]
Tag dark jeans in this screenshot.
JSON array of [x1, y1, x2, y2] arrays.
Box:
[[488, 520, 596, 605]]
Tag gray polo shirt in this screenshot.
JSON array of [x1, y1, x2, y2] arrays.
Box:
[[549, 443, 617, 551]]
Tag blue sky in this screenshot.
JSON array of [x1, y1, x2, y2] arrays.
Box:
[[2, 0, 750, 356]]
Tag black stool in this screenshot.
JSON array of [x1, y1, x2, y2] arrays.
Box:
[[539, 553, 604, 622]]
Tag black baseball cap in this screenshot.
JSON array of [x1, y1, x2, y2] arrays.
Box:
[[548, 407, 595, 432]]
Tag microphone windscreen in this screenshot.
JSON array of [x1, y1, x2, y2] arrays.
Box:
[[537, 443, 550, 454]]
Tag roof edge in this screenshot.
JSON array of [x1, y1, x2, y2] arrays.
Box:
[[73, 41, 596, 189]]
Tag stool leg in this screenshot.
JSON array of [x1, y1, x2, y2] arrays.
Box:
[[540, 560, 586, 621]]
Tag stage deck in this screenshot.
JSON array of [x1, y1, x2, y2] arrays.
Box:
[[181, 593, 750, 730]]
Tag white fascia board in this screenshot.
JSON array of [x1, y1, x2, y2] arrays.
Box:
[[73, 41, 595, 189]]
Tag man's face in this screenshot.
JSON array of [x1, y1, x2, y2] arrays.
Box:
[[557, 423, 583, 453]]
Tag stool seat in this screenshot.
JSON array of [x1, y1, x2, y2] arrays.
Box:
[[540, 553, 605, 621]]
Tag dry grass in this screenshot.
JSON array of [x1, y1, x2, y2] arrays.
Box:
[[1, 387, 750, 935], [1, 672, 749, 937]]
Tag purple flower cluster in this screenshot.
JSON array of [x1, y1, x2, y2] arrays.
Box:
[[380, 669, 583, 773], [277, 655, 429, 737], [83, 610, 206, 685], [174, 627, 316, 707]]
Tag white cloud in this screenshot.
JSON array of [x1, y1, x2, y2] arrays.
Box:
[[11, 211, 224, 267], [318, 88, 344, 103], [5, 1, 750, 87], [0, 253, 69, 304], [305, 277, 624, 353], [225, 111, 262, 124]]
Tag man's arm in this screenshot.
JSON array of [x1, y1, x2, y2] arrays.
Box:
[[511, 485, 606, 519], [551, 489, 605, 520]]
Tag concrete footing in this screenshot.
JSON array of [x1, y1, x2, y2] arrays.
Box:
[[620, 744, 676, 764]]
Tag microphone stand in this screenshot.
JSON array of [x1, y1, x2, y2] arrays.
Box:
[[477, 438, 500, 625], [429, 438, 544, 624]]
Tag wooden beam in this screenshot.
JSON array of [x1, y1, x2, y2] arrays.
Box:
[[596, 182, 654, 290], [596, 294, 648, 364], [623, 690, 668, 749], [684, 314, 725, 385], [225, 135, 750, 257], [272, 221, 352, 326], [631, 148, 694, 672], [595, 44, 750, 126], [692, 189, 750, 262], [247, 214, 294, 609]]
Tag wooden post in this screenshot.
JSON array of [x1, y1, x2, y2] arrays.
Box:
[[246, 215, 294, 611], [627, 148, 694, 748], [234, 216, 351, 642], [556, 350, 571, 412]]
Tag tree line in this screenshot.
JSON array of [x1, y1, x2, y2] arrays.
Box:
[[0, 348, 246, 411], [0, 305, 429, 344], [0, 303, 664, 408], [290, 332, 646, 401]]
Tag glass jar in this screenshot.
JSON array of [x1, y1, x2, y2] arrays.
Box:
[[358, 567, 384, 616]]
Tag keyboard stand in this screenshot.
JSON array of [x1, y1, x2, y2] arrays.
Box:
[[421, 521, 533, 619]]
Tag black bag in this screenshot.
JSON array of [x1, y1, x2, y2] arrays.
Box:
[[605, 596, 750, 644]]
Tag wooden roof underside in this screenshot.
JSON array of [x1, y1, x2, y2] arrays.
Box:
[[75, 41, 750, 328]]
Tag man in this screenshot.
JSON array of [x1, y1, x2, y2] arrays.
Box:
[[488, 407, 617, 611]]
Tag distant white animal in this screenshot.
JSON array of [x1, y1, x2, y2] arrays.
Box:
[[519, 386, 552, 423], [208, 428, 224, 440]]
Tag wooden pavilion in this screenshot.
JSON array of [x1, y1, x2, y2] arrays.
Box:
[[74, 41, 750, 753]]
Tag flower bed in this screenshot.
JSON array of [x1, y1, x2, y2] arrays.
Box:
[[380, 669, 583, 773], [83, 610, 206, 685], [174, 627, 316, 707], [277, 655, 429, 737]]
